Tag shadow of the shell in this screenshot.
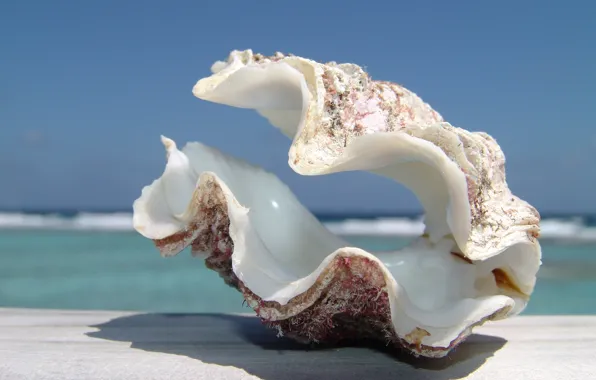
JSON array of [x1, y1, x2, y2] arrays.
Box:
[[87, 313, 506, 380]]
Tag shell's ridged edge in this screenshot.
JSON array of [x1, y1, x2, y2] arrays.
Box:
[[151, 176, 510, 358], [196, 50, 542, 263]]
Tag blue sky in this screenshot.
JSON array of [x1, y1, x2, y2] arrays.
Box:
[[1, 0, 594, 213]]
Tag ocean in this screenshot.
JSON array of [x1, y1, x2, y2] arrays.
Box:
[[1, 211, 595, 315]]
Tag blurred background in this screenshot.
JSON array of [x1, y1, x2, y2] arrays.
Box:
[[1, 0, 595, 315]]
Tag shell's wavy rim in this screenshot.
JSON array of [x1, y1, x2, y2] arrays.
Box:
[[192, 49, 542, 266], [143, 172, 512, 358]]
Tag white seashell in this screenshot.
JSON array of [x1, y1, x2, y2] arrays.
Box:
[[133, 50, 542, 358]]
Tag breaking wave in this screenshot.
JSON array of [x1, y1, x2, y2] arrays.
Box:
[[0, 212, 134, 231], [325, 216, 596, 244], [0, 212, 595, 243]]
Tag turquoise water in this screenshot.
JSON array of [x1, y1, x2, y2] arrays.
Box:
[[1, 230, 595, 314]]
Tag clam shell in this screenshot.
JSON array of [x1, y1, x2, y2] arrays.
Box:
[[132, 50, 542, 357]]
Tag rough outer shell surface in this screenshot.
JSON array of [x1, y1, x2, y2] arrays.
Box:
[[132, 50, 542, 358]]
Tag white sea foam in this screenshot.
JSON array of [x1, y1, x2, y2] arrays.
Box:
[[0, 212, 595, 243], [325, 216, 596, 243], [0, 212, 133, 231], [324, 217, 426, 237]]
